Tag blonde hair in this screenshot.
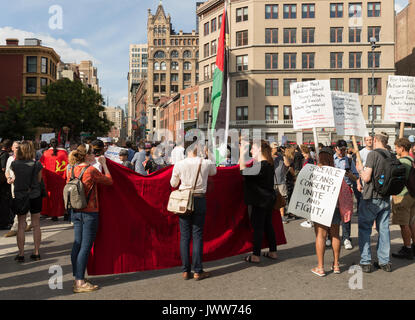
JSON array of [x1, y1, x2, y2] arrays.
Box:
[[16, 141, 35, 161], [68, 144, 93, 165], [300, 144, 310, 155], [284, 146, 295, 161]]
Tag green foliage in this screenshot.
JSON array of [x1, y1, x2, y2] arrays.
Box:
[[0, 98, 36, 140]]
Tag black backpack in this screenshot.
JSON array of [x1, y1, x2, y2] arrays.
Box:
[[403, 156, 415, 197], [373, 149, 406, 197]]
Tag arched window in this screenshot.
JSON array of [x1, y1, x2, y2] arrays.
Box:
[[170, 50, 179, 58], [184, 62, 192, 70], [160, 62, 167, 70], [154, 51, 166, 59], [162, 26, 166, 34], [171, 61, 179, 70], [154, 62, 160, 70], [183, 50, 192, 58]]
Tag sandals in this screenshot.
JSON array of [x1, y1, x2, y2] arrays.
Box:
[[14, 255, 24, 263], [30, 254, 41, 261], [244, 255, 260, 264], [263, 252, 278, 260], [73, 281, 99, 293], [331, 264, 341, 274], [311, 267, 326, 277]]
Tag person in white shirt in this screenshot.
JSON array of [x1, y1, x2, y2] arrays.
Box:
[[91, 140, 105, 172], [170, 144, 216, 281], [359, 136, 373, 167], [171, 142, 185, 165]]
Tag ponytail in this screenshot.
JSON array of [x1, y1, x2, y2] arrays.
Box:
[[50, 138, 58, 156]]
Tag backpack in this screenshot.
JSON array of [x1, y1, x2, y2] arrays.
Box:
[[373, 149, 406, 197], [63, 165, 93, 210], [403, 156, 415, 197]]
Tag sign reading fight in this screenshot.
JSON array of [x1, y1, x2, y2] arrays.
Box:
[[332, 91, 368, 137], [288, 164, 345, 227], [104, 146, 126, 164], [290, 80, 335, 130], [384, 75, 415, 123]]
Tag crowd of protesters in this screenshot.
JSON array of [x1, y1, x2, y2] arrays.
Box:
[[1, 131, 415, 292]]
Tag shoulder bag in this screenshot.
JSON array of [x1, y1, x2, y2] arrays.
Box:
[[168, 159, 203, 216]]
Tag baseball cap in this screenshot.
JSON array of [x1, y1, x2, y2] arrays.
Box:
[[336, 140, 348, 149]]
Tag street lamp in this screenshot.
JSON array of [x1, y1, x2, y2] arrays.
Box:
[[370, 37, 380, 137]]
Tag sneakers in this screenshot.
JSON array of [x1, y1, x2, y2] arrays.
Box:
[[300, 220, 313, 228], [392, 246, 414, 260], [374, 262, 392, 272], [344, 239, 353, 250], [359, 264, 372, 273], [194, 271, 210, 281], [4, 230, 17, 237], [325, 239, 332, 247]]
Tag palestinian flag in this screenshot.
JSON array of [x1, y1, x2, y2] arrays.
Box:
[[210, 1, 229, 165]]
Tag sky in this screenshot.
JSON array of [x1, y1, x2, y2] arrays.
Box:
[[0, 0, 410, 109]]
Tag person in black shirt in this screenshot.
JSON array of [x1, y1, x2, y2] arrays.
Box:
[[240, 140, 277, 263], [0, 139, 12, 229]]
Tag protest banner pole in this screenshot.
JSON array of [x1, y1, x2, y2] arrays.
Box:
[[399, 122, 405, 139], [351, 135, 362, 167], [313, 127, 319, 163]]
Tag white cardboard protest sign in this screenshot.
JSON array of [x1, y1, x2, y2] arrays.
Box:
[[98, 137, 112, 143], [104, 146, 126, 164], [290, 80, 335, 130], [332, 91, 368, 137], [384, 75, 415, 123], [41, 133, 56, 143], [288, 164, 345, 227]]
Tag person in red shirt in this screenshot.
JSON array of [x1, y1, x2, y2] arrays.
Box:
[[67, 143, 113, 293]]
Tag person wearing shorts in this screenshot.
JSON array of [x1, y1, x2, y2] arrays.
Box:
[[8, 141, 43, 263]]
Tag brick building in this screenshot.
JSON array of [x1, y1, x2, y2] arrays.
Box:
[[396, 0, 415, 76]]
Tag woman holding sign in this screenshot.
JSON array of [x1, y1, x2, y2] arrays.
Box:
[[311, 147, 353, 277]]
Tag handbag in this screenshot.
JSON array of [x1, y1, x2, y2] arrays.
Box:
[[12, 161, 36, 215], [168, 159, 202, 216]]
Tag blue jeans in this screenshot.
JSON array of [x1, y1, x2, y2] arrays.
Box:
[[179, 197, 206, 274], [358, 199, 391, 265], [71, 212, 99, 280]]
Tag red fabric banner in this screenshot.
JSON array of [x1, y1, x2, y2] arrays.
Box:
[[87, 161, 287, 276]]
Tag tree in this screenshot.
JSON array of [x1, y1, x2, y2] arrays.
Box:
[[0, 98, 36, 140], [29, 79, 113, 140]]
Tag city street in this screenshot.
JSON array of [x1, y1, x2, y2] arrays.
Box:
[[0, 214, 414, 300]]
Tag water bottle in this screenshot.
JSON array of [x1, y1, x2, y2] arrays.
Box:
[[378, 174, 385, 185]]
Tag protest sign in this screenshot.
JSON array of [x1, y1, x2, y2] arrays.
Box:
[[288, 164, 345, 227], [98, 137, 112, 143], [384, 75, 415, 124], [332, 91, 368, 137], [290, 80, 335, 130], [104, 146, 126, 164], [41, 133, 56, 143]]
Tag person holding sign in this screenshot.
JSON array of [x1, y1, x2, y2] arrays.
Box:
[[240, 140, 278, 263]]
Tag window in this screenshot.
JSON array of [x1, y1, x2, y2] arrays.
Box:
[[204, 111, 209, 124], [265, 28, 278, 44], [368, 2, 381, 17], [349, 78, 362, 95], [194, 107, 197, 119], [368, 26, 381, 42], [204, 43, 209, 58], [27, 56, 37, 73], [330, 27, 343, 43], [187, 109, 191, 120], [204, 87, 210, 103], [284, 4, 297, 18], [204, 22, 209, 36], [181, 111, 184, 121], [154, 85, 159, 93], [302, 4, 315, 18], [154, 74, 160, 82], [284, 28, 296, 43], [236, 55, 248, 71], [160, 85, 166, 92], [330, 3, 343, 18], [194, 93, 198, 103], [184, 62, 192, 70], [153, 120, 157, 128], [218, 14, 223, 29], [211, 63, 216, 78], [171, 61, 179, 70], [211, 40, 217, 55], [330, 52, 343, 68], [349, 3, 362, 18], [368, 78, 382, 95], [265, 79, 278, 96], [265, 53, 278, 69], [181, 96, 185, 106], [283, 79, 296, 96], [171, 73, 178, 82], [171, 85, 178, 93], [236, 7, 248, 22], [154, 62, 160, 70], [265, 4, 278, 19], [283, 106, 292, 120], [41, 57, 48, 74], [349, 52, 362, 68], [349, 27, 362, 42], [160, 74, 166, 82], [236, 80, 248, 97], [171, 50, 179, 58], [204, 65, 210, 80], [330, 78, 344, 91], [368, 52, 381, 68], [236, 30, 248, 46], [369, 105, 382, 120], [40, 78, 47, 94], [211, 18, 217, 32], [183, 74, 191, 82], [266, 106, 278, 121], [284, 53, 296, 69], [302, 28, 314, 43], [154, 51, 165, 59], [302, 53, 315, 69], [183, 50, 192, 58], [160, 62, 167, 70], [236, 107, 248, 121]]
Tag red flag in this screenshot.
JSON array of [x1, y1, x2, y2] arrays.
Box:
[[57, 129, 62, 145]]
